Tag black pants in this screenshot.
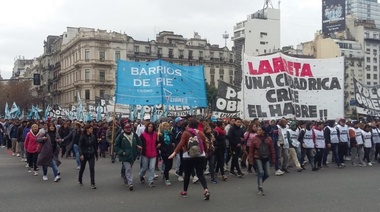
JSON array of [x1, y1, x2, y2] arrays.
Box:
[[61, 146, 66, 157], [363, 147, 371, 163], [230, 148, 242, 174], [374, 144, 380, 160], [161, 155, 173, 180], [338, 143, 348, 164], [215, 148, 225, 176], [27, 152, 39, 171], [183, 157, 207, 192], [314, 148, 324, 168], [78, 156, 95, 185]]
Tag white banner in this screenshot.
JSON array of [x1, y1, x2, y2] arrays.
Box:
[[242, 53, 344, 120]]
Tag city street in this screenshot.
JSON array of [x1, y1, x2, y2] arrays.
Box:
[[1, 147, 380, 212]]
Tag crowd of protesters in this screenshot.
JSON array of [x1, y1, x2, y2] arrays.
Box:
[[1, 115, 379, 198]]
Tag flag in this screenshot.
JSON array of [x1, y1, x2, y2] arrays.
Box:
[[164, 106, 168, 118], [96, 105, 102, 122], [151, 107, 156, 122], [129, 105, 135, 121], [10, 102, 18, 114], [77, 92, 83, 121], [45, 105, 51, 121], [5, 103, 10, 119], [87, 112, 91, 122]]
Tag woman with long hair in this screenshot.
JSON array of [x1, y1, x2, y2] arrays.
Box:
[[37, 124, 62, 182], [214, 121, 227, 181], [157, 122, 175, 186], [24, 124, 41, 176], [78, 124, 98, 189], [244, 122, 258, 173], [169, 118, 210, 200], [139, 122, 158, 187]]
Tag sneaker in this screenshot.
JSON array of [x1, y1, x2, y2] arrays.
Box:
[[229, 171, 237, 176], [338, 165, 344, 169], [0, 145, 5, 148], [211, 178, 218, 184], [175, 171, 180, 177], [204, 190, 210, 200], [192, 176, 199, 184], [275, 169, 284, 176], [90, 184, 97, 189], [149, 182, 155, 188], [204, 170, 210, 175], [178, 176, 184, 182], [258, 187, 265, 196], [222, 175, 227, 181], [42, 175, 48, 181], [344, 156, 351, 161], [358, 163, 366, 167], [28, 168, 31, 173], [140, 176, 145, 184], [180, 191, 187, 198], [34, 171, 38, 176], [26, 164, 29, 168], [297, 168, 303, 172], [12, 153, 15, 156], [76, 166, 80, 170], [16, 153, 20, 157], [165, 180, 171, 186], [153, 174, 159, 179], [312, 167, 319, 171], [341, 163, 346, 167], [129, 184, 134, 191], [368, 162, 373, 166], [54, 176, 61, 182], [78, 182, 83, 186], [237, 173, 244, 178]]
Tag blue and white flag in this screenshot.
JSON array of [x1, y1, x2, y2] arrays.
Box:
[[96, 105, 102, 122], [116, 59, 207, 107], [77, 92, 83, 121], [45, 105, 51, 121], [87, 112, 91, 122], [4, 103, 10, 119], [10, 102, 18, 114]]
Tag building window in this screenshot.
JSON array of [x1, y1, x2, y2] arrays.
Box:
[[188, 50, 193, 59], [260, 41, 266, 45], [199, 51, 203, 57], [99, 70, 105, 82], [374, 66, 378, 72], [367, 57, 371, 63], [99, 51, 105, 60], [179, 50, 184, 58], [260, 32, 268, 37], [210, 69, 215, 75], [220, 69, 224, 75], [219, 52, 223, 59], [85, 49, 90, 61], [220, 75, 224, 80], [210, 52, 214, 59], [85, 89, 90, 100], [374, 57, 378, 63], [230, 76, 233, 84], [374, 74, 378, 80], [367, 74, 371, 79], [169, 49, 173, 58], [134, 46, 139, 53], [229, 70, 233, 76], [115, 51, 120, 60], [85, 69, 90, 82], [99, 90, 105, 98], [210, 75, 215, 86]]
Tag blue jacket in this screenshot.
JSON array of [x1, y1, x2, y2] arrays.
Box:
[[10, 124, 19, 139]]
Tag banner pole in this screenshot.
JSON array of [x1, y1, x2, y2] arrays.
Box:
[[110, 102, 116, 163]]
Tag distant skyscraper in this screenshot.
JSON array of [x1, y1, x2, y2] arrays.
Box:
[[347, 0, 380, 26]]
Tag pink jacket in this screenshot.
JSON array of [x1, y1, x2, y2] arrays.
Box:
[[24, 130, 41, 153], [140, 131, 158, 158]]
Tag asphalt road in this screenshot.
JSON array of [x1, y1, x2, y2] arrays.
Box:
[[1, 147, 380, 212]]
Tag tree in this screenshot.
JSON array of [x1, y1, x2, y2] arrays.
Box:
[[0, 80, 39, 117], [206, 82, 218, 112]]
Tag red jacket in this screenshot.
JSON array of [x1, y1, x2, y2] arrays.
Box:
[[249, 135, 276, 165], [24, 130, 41, 153], [140, 131, 158, 158]]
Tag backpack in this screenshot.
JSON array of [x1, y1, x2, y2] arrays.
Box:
[[258, 138, 270, 160], [187, 130, 203, 157]]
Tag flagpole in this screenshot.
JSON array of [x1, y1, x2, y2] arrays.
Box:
[[110, 102, 117, 163]]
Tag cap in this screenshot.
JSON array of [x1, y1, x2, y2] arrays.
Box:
[[210, 116, 217, 123], [175, 117, 183, 123], [143, 114, 151, 121], [290, 121, 297, 128]]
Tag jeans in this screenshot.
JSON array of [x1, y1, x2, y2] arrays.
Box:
[[73, 144, 80, 167], [18, 142, 25, 159], [122, 162, 133, 185], [305, 148, 315, 168], [255, 158, 270, 189], [43, 158, 59, 177], [183, 157, 208, 192], [139, 156, 156, 183], [331, 143, 341, 166], [364, 147, 371, 163], [351, 146, 364, 165], [78, 156, 95, 185], [205, 154, 215, 179]]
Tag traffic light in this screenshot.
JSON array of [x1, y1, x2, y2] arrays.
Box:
[[33, 73, 41, 85]]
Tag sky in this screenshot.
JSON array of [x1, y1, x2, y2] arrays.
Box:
[[0, 0, 321, 79]]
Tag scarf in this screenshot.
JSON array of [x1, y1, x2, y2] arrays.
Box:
[[214, 126, 226, 136], [163, 130, 171, 145]]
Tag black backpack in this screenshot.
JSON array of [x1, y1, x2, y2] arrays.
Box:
[[258, 138, 270, 160]]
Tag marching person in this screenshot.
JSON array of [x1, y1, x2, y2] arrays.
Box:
[[114, 123, 142, 191], [24, 124, 41, 176], [139, 122, 158, 188], [249, 126, 275, 196], [168, 118, 210, 200], [157, 122, 175, 186], [78, 125, 98, 189], [37, 124, 62, 182]]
